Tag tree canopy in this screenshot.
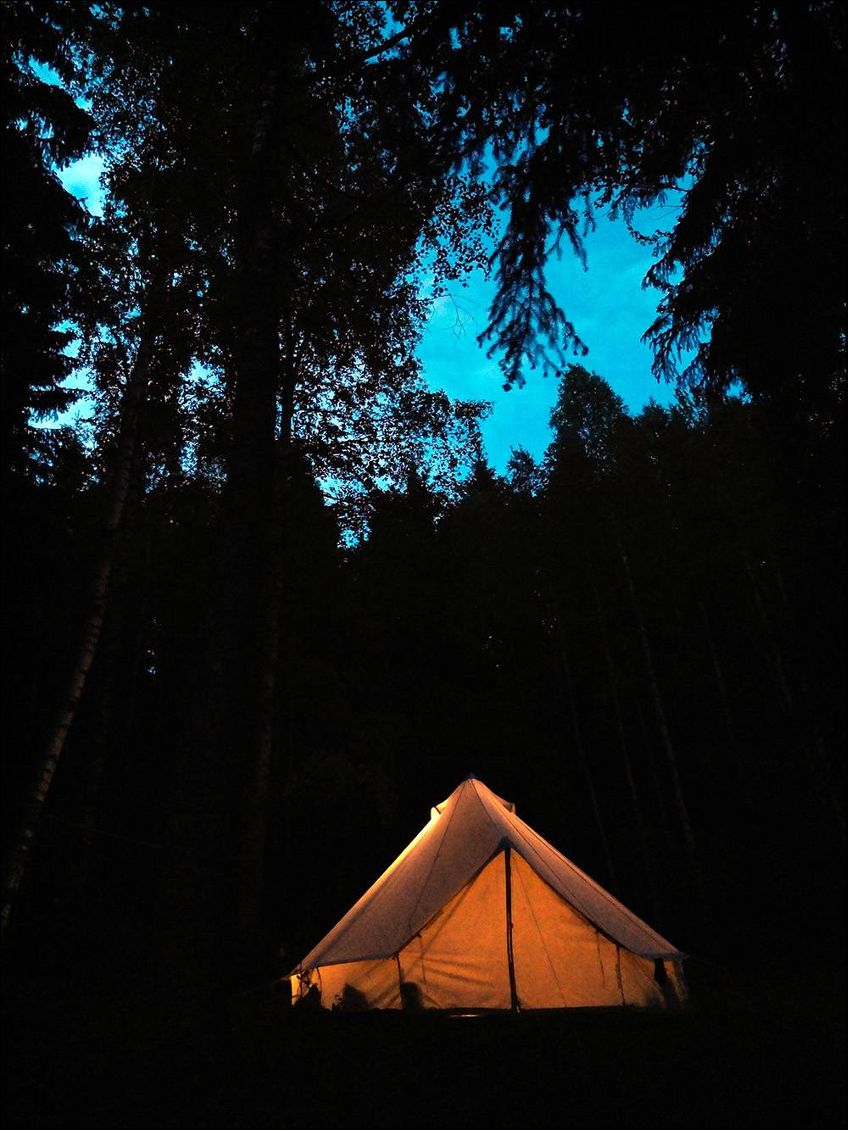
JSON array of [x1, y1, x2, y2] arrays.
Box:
[[379, 1, 845, 429]]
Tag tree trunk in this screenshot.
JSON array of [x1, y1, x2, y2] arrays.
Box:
[[231, 434, 286, 971], [76, 450, 149, 916], [587, 562, 660, 922], [223, 39, 290, 983], [696, 593, 756, 810], [1, 332, 154, 939], [740, 543, 796, 714], [611, 514, 711, 925], [551, 592, 619, 894], [741, 543, 844, 839], [632, 690, 673, 851]]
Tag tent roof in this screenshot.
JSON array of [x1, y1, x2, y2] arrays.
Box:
[[294, 776, 683, 972]]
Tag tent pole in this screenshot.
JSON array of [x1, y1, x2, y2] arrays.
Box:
[[504, 845, 520, 1012]]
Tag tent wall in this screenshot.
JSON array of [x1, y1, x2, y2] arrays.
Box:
[[509, 853, 685, 1008], [399, 851, 512, 1010], [293, 850, 687, 1011], [310, 958, 403, 1010]]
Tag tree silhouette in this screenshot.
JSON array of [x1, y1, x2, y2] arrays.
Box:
[[391, 1, 845, 423]]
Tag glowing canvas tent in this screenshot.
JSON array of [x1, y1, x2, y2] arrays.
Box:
[[289, 776, 687, 1011]]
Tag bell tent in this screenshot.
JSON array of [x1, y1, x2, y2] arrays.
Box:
[[289, 776, 687, 1011]]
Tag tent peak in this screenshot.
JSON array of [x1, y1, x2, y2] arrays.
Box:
[[437, 776, 515, 811], [463, 775, 516, 814]]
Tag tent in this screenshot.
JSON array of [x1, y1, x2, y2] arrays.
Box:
[[289, 776, 687, 1011]]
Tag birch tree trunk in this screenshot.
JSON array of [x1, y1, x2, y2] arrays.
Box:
[[1, 332, 154, 938]]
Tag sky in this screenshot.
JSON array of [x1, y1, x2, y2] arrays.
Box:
[[56, 152, 679, 472], [417, 206, 679, 471]]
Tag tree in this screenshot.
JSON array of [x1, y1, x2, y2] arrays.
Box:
[[6, 0, 491, 981], [390, 1, 845, 424], [1, 0, 94, 481]]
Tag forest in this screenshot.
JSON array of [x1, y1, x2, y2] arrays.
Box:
[[2, 3, 845, 1128]]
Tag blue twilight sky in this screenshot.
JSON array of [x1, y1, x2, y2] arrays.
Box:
[[417, 203, 680, 471], [56, 153, 679, 471]]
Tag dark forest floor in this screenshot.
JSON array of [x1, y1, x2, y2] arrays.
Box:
[[2, 958, 844, 1130]]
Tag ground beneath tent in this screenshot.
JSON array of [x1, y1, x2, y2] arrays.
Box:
[[2, 961, 844, 1129]]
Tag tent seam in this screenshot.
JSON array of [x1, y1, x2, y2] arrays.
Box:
[[404, 792, 459, 934]]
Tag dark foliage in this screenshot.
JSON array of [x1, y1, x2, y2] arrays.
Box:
[[5, 370, 843, 968], [392, 1, 846, 424], [1, 0, 94, 478]]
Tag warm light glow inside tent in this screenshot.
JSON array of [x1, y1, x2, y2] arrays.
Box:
[[289, 776, 687, 1011]]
